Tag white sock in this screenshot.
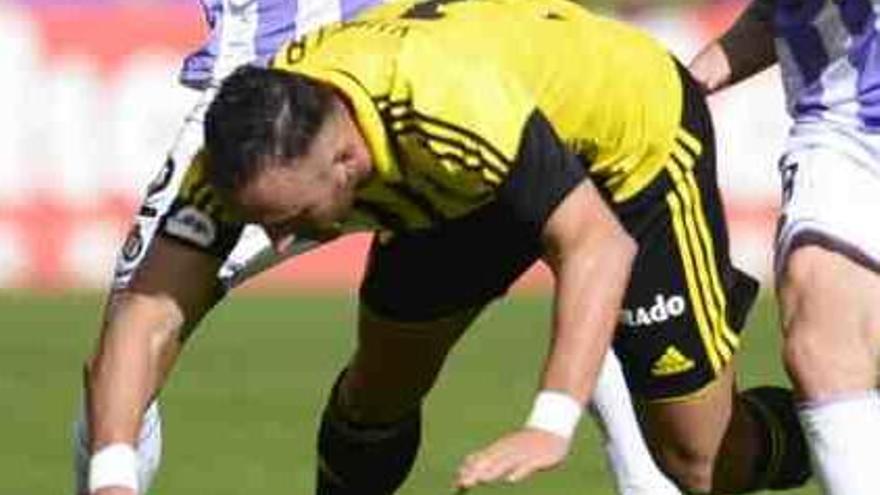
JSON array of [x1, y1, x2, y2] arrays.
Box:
[[588, 350, 681, 495], [73, 398, 163, 494], [799, 390, 880, 495]]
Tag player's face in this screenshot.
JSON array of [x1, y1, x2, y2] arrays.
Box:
[[233, 122, 360, 253]]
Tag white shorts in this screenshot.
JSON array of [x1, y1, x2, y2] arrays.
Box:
[[775, 121, 880, 276]]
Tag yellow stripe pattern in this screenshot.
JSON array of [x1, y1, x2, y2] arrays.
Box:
[[664, 128, 739, 374]]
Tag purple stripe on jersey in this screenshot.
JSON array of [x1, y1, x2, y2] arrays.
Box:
[[253, 0, 384, 69], [180, 0, 383, 89], [793, 100, 831, 117], [341, 0, 383, 20], [179, 0, 224, 88], [254, 0, 298, 68], [776, 0, 830, 86], [854, 22, 880, 127], [839, 0, 872, 34]]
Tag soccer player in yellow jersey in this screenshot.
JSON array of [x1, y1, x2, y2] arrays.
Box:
[[84, 1, 813, 494]]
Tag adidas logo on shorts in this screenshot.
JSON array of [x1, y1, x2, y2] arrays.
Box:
[[620, 294, 686, 328], [651, 345, 695, 377]]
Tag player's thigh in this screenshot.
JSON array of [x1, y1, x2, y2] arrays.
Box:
[[341, 304, 484, 422], [349, 202, 543, 419], [639, 364, 737, 465], [775, 141, 880, 395], [778, 245, 880, 395]]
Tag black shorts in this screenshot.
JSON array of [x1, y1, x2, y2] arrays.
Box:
[[360, 62, 758, 401]]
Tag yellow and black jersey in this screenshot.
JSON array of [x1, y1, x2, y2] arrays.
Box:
[[154, 0, 759, 402], [271, 0, 683, 231]]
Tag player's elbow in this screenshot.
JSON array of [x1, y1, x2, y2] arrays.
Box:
[[613, 227, 637, 266], [599, 224, 637, 280], [89, 292, 186, 385]]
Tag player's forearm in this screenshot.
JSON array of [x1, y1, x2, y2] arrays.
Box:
[[718, 0, 777, 84], [87, 292, 185, 450], [542, 233, 635, 404], [88, 237, 224, 444]]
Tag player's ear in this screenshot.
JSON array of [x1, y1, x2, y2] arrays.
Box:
[[331, 138, 365, 185], [328, 148, 353, 188]]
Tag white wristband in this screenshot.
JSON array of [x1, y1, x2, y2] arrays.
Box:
[[525, 390, 583, 440], [89, 443, 138, 493]]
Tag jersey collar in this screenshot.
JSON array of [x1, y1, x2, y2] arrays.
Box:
[[297, 67, 402, 184]]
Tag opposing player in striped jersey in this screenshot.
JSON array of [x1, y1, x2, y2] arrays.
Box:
[[83, 1, 812, 493], [74, 1, 681, 494], [72, 1, 384, 493], [691, 1, 880, 493]]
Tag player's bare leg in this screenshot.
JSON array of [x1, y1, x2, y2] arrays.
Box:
[[779, 245, 880, 494], [640, 364, 809, 493], [316, 305, 480, 495]]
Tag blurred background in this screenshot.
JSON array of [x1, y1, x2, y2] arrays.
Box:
[[1, 1, 813, 494], [0, 0, 787, 290]]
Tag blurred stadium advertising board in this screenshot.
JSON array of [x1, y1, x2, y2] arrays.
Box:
[[0, 0, 784, 290]]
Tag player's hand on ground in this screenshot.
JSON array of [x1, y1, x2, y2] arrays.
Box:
[[688, 41, 732, 94], [454, 428, 570, 490]]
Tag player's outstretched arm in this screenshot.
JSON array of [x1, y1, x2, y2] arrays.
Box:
[[688, 0, 777, 94], [86, 237, 222, 495], [455, 179, 636, 490]]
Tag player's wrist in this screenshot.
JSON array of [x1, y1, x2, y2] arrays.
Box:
[[525, 390, 584, 440], [88, 443, 138, 494]]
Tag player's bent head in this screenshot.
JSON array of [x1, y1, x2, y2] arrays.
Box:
[[204, 65, 336, 193]]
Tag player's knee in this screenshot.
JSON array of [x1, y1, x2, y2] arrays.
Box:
[[778, 248, 847, 391], [328, 366, 421, 426], [652, 441, 716, 493], [337, 385, 422, 425], [336, 368, 424, 424], [783, 321, 880, 399]]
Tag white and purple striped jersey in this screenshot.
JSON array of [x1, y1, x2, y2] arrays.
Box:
[[775, 0, 880, 129], [180, 0, 385, 89]]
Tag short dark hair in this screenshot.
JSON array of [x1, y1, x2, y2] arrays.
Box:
[[204, 65, 336, 191]]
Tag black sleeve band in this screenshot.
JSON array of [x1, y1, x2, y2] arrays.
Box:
[[158, 197, 244, 259], [496, 110, 589, 238], [719, 0, 778, 83]]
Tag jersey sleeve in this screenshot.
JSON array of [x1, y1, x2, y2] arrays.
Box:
[[398, 53, 588, 235], [495, 110, 590, 238], [395, 52, 535, 187], [158, 150, 245, 258]]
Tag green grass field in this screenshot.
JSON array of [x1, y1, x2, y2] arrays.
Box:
[[0, 291, 821, 494]]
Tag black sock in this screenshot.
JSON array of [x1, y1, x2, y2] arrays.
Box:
[[315, 375, 422, 495], [740, 386, 812, 491]]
